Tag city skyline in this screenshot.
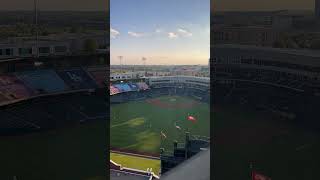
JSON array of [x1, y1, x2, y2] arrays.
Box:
[[110, 0, 210, 65]]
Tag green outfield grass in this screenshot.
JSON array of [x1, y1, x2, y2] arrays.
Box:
[[110, 152, 161, 175], [110, 95, 210, 155]]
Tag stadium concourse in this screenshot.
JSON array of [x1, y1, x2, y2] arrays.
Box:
[[110, 75, 210, 178], [0, 66, 107, 135]]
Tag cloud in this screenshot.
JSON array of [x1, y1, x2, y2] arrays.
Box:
[[177, 28, 192, 37], [168, 32, 178, 39], [110, 28, 120, 39], [128, 31, 144, 37], [155, 28, 163, 33], [167, 28, 192, 39]]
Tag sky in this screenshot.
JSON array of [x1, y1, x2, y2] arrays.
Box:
[[110, 0, 210, 65]]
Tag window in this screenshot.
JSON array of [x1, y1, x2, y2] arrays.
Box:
[[19, 48, 32, 55], [39, 47, 50, 54], [54, 46, 67, 53], [5, 48, 13, 56]]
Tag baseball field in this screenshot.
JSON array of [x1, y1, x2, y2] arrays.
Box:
[[110, 95, 210, 156]]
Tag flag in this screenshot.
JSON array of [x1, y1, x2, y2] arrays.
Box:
[[187, 115, 197, 123], [174, 122, 181, 130], [252, 171, 271, 180]]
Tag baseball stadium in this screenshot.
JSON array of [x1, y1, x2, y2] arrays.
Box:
[[0, 57, 109, 180], [212, 44, 320, 179], [110, 75, 210, 178]]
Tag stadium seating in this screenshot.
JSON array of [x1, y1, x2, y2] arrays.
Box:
[[110, 85, 120, 95], [57, 69, 98, 90], [0, 75, 33, 104], [87, 69, 107, 88], [113, 83, 132, 92], [109, 81, 150, 96], [16, 70, 69, 94], [0, 94, 9, 104], [0, 92, 107, 135], [128, 83, 139, 91], [0, 66, 110, 135], [136, 82, 149, 90]]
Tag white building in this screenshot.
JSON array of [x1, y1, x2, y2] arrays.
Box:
[[147, 76, 210, 89], [110, 71, 145, 81], [0, 33, 107, 60]]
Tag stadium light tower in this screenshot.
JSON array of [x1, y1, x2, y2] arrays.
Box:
[[118, 56, 123, 72], [142, 57, 146, 76]]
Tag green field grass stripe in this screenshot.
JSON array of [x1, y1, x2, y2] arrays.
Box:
[[110, 152, 161, 175], [111, 117, 145, 128]]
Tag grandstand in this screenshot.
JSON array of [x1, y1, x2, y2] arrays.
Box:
[[87, 66, 108, 88], [147, 76, 210, 102], [212, 44, 320, 124], [16, 70, 69, 94], [0, 75, 33, 104], [212, 44, 320, 179], [0, 66, 106, 135], [110, 76, 209, 103], [57, 68, 98, 90]]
